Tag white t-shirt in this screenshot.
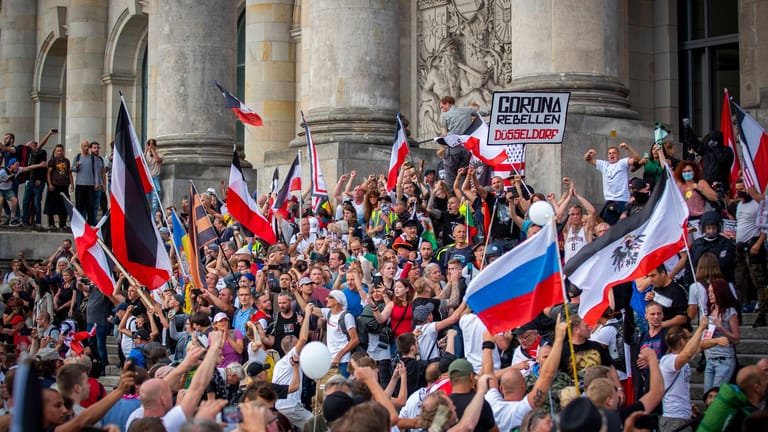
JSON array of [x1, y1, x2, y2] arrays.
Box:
[[366, 331, 391, 362], [485, 388, 532, 432], [120, 316, 138, 356], [595, 158, 631, 202], [736, 199, 766, 243], [415, 322, 440, 361], [689, 281, 738, 321], [460, 313, 500, 372], [322, 308, 356, 362], [659, 353, 691, 419], [125, 405, 187, 432], [399, 386, 429, 420], [273, 347, 303, 410]]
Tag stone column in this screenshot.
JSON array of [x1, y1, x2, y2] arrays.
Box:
[[65, 0, 107, 147], [739, 0, 768, 122], [300, 0, 400, 146], [0, 0, 37, 140], [149, 0, 237, 166], [508, 0, 647, 203], [244, 0, 296, 165]]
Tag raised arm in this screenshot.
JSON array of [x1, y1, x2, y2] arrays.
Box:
[[674, 316, 707, 370], [180, 330, 225, 417], [620, 142, 641, 164], [584, 149, 597, 167], [526, 316, 567, 408]]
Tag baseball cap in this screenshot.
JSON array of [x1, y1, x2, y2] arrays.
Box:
[[6, 158, 17, 166], [112, 303, 128, 314], [413, 303, 434, 323], [206, 187, 216, 195], [323, 392, 360, 423], [328, 291, 348, 309], [246, 361, 270, 377], [36, 347, 61, 362], [511, 321, 538, 336], [235, 247, 251, 256], [213, 312, 230, 323], [448, 358, 474, 377], [299, 276, 313, 286]]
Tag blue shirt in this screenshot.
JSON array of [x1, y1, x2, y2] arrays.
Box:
[[233, 307, 256, 335], [342, 287, 363, 317]]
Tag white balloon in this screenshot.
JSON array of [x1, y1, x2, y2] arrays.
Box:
[[299, 342, 332, 379], [529, 201, 555, 226]]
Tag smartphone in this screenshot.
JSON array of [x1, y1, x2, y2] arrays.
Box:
[[191, 288, 203, 296], [372, 274, 383, 287], [20, 328, 32, 336], [222, 405, 242, 423], [634, 414, 659, 429], [51, 128, 58, 133], [125, 359, 136, 394]]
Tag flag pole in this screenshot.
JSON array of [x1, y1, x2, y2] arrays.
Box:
[[61, 193, 156, 307], [509, 159, 534, 197], [298, 149, 303, 245], [479, 198, 497, 269], [550, 216, 581, 395]]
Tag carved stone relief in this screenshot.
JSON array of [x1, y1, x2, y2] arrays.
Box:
[[416, 0, 512, 140]]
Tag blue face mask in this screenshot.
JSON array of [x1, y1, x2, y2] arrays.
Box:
[[682, 172, 694, 182]]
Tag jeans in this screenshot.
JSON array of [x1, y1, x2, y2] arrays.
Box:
[[94, 189, 102, 223], [146, 176, 162, 216], [22, 181, 44, 224], [88, 322, 109, 369], [704, 356, 736, 392], [76, 185, 96, 225], [2, 179, 19, 219]]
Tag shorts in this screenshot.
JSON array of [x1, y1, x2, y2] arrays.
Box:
[[0, 189, 15, 200]]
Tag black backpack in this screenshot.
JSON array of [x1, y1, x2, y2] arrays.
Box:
[[326, 310, 367, 353]]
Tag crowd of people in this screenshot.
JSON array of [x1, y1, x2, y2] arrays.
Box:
[[0, 96, 767, 432]]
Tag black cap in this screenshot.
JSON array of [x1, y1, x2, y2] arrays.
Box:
[[323, 392, 359, 423], [132, 329, 150, 341], [629, 177, 647, 190], [246, 362, 270, 377], [511, 321, 537, 335]]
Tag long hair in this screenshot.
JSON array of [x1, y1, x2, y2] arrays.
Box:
[[363, 190, 380, 223], [394, 278, 415, 307], [695, 252, 724, 284], [707, 278, 740, 315]]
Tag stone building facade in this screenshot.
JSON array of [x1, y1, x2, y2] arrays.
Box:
[[0, 0, 764, 206]]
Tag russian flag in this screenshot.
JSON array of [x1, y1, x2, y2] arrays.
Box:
[[464, 221, 564, 334]]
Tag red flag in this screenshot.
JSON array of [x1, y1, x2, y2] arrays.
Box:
[[215, 81, 263, 126], [721, 90, 741, 194], [228, 148, 277, 244], [66, 200, 116, 296], [460, 120, 508, 166], [110, 96, 172, 289], [387, 113, 410, 192]]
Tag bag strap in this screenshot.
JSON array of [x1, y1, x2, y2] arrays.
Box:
[[663, 368, 683, 397], [391, 303, 410, 334]]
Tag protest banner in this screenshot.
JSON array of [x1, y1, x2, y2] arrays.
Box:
[[488, 91, 570, 145]]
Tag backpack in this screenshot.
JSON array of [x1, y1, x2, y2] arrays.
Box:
[[325, 310, 367, 353], [696, 383, 755, 432], [604, 318, 627, 373]]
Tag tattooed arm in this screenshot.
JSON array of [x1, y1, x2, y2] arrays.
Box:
[[527, 316, 567, 408]]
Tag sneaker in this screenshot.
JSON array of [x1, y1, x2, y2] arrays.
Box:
[[8, 219, 20, 227]]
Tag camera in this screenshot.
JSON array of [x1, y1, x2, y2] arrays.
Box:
[[267, 273, 279, 293], [372, 274, 383, 287]]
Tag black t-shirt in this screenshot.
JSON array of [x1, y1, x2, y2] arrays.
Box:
[[559, 339, 613, 378], [450, 391, 496, 432], [271, 311, 301, 356], [401, 357, 431, 397], [653, 281, 690, 327], [482, 193, 512, 241]]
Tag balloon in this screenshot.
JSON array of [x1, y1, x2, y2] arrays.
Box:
[[299, 341, 332, 379], [529, 201, 555, 226]]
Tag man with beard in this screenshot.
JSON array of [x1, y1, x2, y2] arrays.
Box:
[[271, 292, 301, 356], [733, 178, 767, 323]]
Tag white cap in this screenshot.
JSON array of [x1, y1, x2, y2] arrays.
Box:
[[328, 290, 347, 310]]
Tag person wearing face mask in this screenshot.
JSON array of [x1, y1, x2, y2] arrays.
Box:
[[674, 161, 718, 235], [622, 177, 652, 219], [683, 122, 735, 192], [732, 178, 768, 325], [689, 211, 736, 283]]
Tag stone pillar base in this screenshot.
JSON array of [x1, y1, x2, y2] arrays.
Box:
[[289, 107, 400, 148], [526, 114, 651, 206], [257, 141, 438, 197], [159, 163, 257, 211], [508, 73, 638, 120]]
